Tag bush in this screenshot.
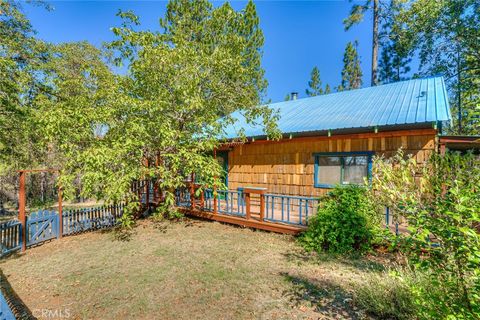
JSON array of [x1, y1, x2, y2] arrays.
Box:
[[299, 185, 382, 254], [373, 151, 480, 319]]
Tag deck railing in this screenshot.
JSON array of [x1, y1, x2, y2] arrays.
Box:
[[265, 194, 319, 226], [178, 186, 320, 227], [204, 189, 245, 217]]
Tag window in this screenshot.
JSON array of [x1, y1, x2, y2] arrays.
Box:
[[314, 152, 373, 188]]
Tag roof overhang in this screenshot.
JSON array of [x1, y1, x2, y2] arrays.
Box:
[[439, 135, 480, 151]]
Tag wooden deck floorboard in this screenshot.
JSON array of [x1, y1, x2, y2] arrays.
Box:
[[179, 207, 306, 235]]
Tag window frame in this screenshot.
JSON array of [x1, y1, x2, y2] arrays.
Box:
[[313, 151, 374, 188]]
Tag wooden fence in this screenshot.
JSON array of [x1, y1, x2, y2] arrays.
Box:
[[0, 204, 124, 258]]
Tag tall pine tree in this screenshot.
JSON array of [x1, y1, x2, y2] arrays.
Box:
[[305, 66, 323, 96], [395, 0, 479, 134], [344, 0, 380, 86], [378, 0, 411, 84], [337, 41, 363, 91], [324, 84, 331, 94]]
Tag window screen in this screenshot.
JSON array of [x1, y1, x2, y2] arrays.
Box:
[[314, 153, 371, 187], [343, 156, 368, 185], [316, 156, 341, 186]]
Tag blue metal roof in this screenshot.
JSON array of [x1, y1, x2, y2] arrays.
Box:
[[224, 76, 451, 138]]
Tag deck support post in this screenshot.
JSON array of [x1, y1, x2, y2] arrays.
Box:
[[19, 171, 26, 252]]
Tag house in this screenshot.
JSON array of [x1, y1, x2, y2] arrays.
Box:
[[221, 76, 451, 196], [180, 76, 453, 234]]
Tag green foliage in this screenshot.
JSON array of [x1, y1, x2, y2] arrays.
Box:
[[385, 0, 479, 134], [324, 84, 331, 94], [378, 0, 412, 84], [372, 150, 480, 319], [337, 41, 363, 91], [305, 66, 323, 97], [0, 0, 52, 170], [299, 185, 381, 254], [354, 270, 417, 320], [36, 0, 280, 216], [153, 192, 184, 220], [343, 0, 372, 32]]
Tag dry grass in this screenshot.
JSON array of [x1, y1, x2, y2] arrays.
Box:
[[1, 218, 387, 320]]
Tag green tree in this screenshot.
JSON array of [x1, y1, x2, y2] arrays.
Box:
[[337, 41, 363, 91], [344, 0, 380, 86], [395, 0, 479, 134], [372, 150, 480, 319], [305, 66, 323, 96], [324, 84, 331, 94], [39, 0, 279, 220], [0, 0, 50, 170], [377, 0, 411, 84], [284, 93, 291, 101]]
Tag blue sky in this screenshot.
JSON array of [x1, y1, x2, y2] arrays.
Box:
[[24, 0, 374, 103]]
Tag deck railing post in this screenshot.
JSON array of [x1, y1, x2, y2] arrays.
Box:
[[245, 191, 251, 220], [259, 193, 265, 222], [18, 171, 26, 252], [242, 187, 266, 221]]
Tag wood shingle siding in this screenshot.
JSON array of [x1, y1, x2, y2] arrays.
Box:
[[227, 129, 436, 197]]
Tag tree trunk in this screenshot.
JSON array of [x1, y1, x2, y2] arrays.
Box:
[[457, 49, 462, 134], [371, 0, 379, 86]]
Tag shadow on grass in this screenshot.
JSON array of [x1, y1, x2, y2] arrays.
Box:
[[281, 272, 362, 319], [283, 247, 386, 272], [0, 250, 26, 262], [0, 268, 36, 319]]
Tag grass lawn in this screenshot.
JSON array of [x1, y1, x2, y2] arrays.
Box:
[[1, 218, 388, 320]]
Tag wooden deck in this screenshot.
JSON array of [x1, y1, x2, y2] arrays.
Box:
[[179, 207, 306, 235], [173, 187, 319, 235]]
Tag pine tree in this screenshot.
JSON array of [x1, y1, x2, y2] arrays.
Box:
[[284, 94, 291, 101], [394, 0, 479, 134], [337, 41, 363, 91], [324, 84, 331, 94], [305, 66, 323, 96], [378, 1, 411, 84], [344, 0, 380, 86]]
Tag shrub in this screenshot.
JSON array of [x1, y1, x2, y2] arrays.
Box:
[[373, 150, 480, 319], [299, 185, 382, 254]]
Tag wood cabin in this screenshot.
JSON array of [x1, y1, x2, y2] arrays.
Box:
[[179, 76, 454, 234], [221, 76, 451, 196]]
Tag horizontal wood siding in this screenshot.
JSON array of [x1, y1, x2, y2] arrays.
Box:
[[228, 130, 436, 197]]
